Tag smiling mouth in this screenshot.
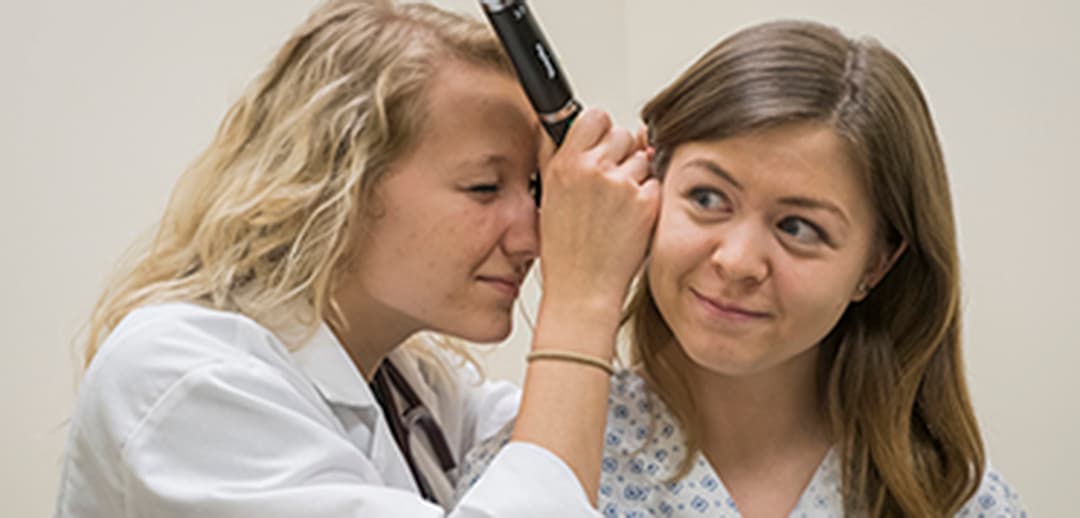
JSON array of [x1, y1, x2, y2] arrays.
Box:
[[477, 276, 522, 298], [690, 288, 772, 321]]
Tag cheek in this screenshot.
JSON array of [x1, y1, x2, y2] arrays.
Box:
[[420, 204, 505, 283], [651, 208, 707, 275], [366, 204, 472, 283], [447, 205, 502, 252], [773, 258, 859, 338]]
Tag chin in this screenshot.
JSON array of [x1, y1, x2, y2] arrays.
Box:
[[678, 336, 761, 377], [445, 315, 513, 344]]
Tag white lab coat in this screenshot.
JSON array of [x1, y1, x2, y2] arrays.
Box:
[[54, 302, 598, 517]]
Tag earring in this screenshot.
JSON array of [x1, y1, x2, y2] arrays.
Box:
[[857, 280, 870, 295]]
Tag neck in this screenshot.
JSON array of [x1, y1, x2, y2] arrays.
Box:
[[330, 286, 420, 381], [662, 344, 831, 468]]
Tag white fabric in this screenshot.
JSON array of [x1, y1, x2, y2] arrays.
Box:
[[459, 370, 1027, 517], [55, 302, 599, 517]]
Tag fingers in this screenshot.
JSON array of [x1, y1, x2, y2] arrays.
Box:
[[639, 175, 661, 204], [612, 149, 651, 185], [560, 108, 612, 153], [541, 108, 655, 193], [555, 107, 649, 166], [600, 125, 636, 166], [634, 123, 658, 162]]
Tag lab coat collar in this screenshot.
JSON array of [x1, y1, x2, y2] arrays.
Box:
[[291, 323, 378, 410]]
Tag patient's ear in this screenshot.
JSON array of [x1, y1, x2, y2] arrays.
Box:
[[852, 241, 907, 302]]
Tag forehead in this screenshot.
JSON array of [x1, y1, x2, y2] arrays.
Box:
[[373, 60, 541, 206], [417, 60, 539, 152], [668, 123, 867, 204]]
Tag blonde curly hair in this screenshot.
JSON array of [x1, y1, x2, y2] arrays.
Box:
[[83, 0, 513, 367]]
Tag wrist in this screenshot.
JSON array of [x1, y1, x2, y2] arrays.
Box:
[[527, 349, 615, 376], [533, 297, 624, 362], [538, 288, 625, 325]]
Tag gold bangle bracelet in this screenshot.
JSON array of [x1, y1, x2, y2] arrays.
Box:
[[526, 350, 615, 376]]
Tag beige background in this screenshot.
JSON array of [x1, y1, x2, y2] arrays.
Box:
[[3, 1, 1076, 516]]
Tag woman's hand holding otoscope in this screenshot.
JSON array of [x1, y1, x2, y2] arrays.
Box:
[[481, 0, 659, 314], [480, 1, 659, 502]]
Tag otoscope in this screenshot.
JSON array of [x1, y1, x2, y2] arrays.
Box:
[[480, 0, 583, 203]]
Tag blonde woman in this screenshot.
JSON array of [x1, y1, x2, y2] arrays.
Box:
[[460, 20, 1025, 517], [55, 1, 658, 516]]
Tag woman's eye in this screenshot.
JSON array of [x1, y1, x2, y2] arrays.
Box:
[[778, 217, 828, 244], [688, 187, 728, 210], [469, 184, 499, 194]]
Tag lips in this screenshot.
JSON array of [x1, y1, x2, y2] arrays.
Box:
[[478, 275, 524, 298], [690, 288, 772, 321]]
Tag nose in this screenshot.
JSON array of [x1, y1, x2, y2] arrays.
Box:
[[500, 188, 540, 265], [709, 220, 770, 285]]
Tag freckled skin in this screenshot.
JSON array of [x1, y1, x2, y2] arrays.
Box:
[[339, 61, 541, 343]]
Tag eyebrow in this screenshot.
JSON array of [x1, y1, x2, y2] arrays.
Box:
[[777, 196, 850, 226], [459, 153, 511, 171], [685, 158, 743, 190], [684, 158, 850, 226]]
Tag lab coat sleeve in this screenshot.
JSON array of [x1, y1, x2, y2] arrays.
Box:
[[119, 359, 599, 517], [456, 441, 601, 517], [447, 363, 599, 516]]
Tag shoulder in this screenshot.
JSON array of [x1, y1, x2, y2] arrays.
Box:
[[602, 370, 685, 477], [957, 463, 1027, 517], [90, 302, 291, 373], [608, 368, 653, 425], [610, 368, 651, 404], [73, 302, 304, 452], [61, 303, 335, 511], [84, 302, 294, 400], [605, 370, 664, 451], [598, 371, 717, 515]]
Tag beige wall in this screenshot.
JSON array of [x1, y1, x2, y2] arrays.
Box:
[[3, 1, 1076, 516]]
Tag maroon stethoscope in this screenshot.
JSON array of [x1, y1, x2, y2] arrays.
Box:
[[369, 361, 457, 504]]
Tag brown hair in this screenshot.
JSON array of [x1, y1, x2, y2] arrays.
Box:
[[83, 0, 512, 365], [629, 20, 983, 516]]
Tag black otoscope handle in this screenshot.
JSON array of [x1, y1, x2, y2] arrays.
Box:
[[480, 0, 582, 205], [480, 0, 581, 145]]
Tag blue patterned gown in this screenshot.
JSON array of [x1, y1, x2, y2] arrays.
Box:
[[456, 370, 1026, 517]]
